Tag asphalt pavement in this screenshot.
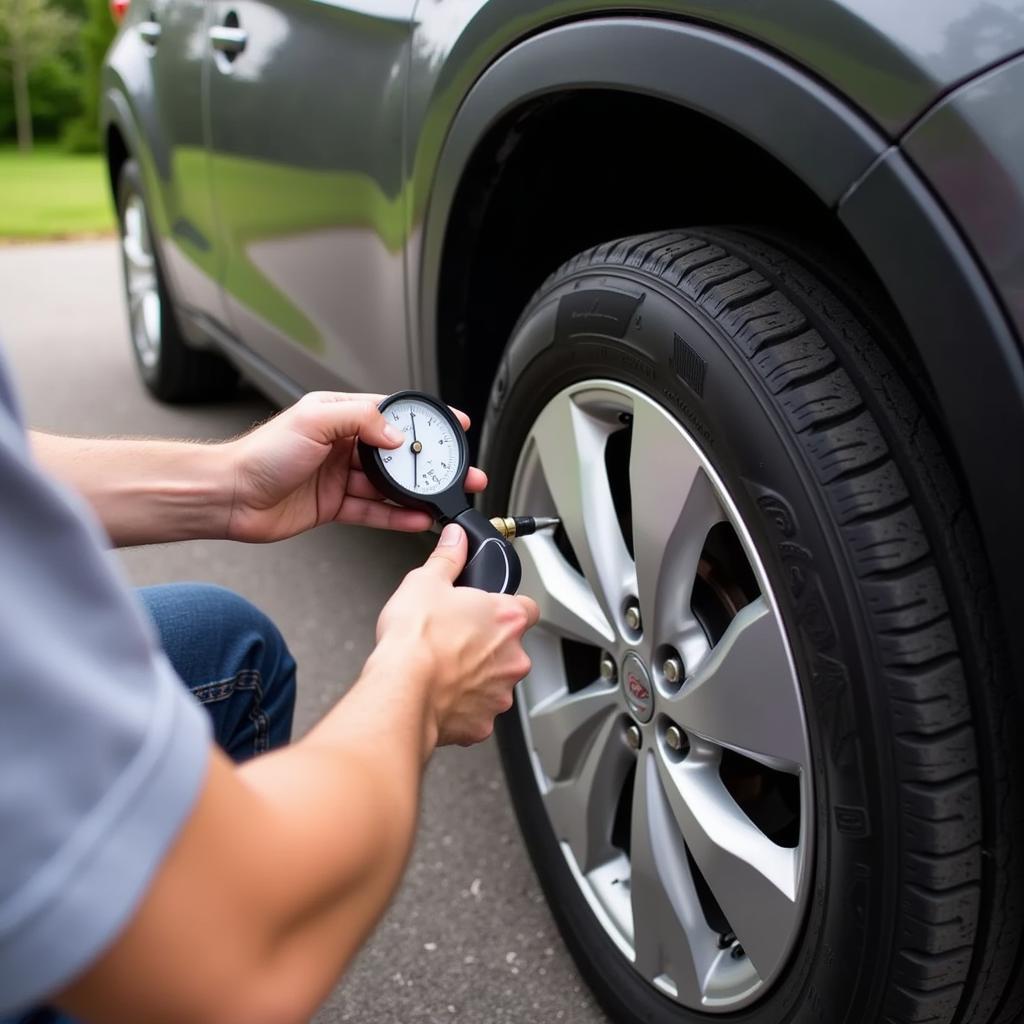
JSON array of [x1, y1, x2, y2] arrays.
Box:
[[0, 240, 607, 1024]]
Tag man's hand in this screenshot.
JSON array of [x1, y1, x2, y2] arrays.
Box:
[[374, 524, 540, 747], [224, 392, 487, 543]]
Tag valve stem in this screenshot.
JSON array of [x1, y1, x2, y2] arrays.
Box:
[[490, 515, 560, 539]]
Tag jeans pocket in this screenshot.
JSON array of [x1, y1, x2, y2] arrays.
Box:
[[190, 669, 270, 757]]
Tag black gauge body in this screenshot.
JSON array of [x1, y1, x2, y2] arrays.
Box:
[[357, 391, 522, 594]]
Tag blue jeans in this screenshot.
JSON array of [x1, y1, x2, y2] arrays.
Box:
[[9, 583, 297, 1024], [139, 583, 297, 762]]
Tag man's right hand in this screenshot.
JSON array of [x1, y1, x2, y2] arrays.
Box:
[[375, 523, 539, 747]]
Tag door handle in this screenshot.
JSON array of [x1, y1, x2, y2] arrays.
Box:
[[209, 25, 247, 57], [139, 19, 161, 44]]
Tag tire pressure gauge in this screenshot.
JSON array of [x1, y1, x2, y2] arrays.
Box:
[[358, 391, 525, 594]]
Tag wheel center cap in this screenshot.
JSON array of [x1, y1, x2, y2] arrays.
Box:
[[621, 652, 654, 723]]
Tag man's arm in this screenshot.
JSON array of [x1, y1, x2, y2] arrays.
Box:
[[31, 392, 487, 547], [60, 655, 428, 1024], [57, 526, 537, 1024], [30, 432, 231, 546]]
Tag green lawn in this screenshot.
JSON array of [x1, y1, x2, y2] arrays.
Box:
[[0, 145, 115, 240]]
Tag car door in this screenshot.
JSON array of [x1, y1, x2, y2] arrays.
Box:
[[131, 0, 223, 328], [205, 0, 416, 394]]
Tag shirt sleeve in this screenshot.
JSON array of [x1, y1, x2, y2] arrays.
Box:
[[0, 403, 212, 1015]]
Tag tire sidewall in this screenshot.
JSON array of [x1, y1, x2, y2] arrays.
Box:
[[482, 270, 895, 1023]]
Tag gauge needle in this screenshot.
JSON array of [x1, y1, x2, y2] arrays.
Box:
[[410, 411, 418, 489]]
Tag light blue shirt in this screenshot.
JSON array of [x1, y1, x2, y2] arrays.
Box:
[[0, 351, 210, 1015]]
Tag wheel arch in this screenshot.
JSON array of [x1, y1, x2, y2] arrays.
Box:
[[417, 16, 886, 419], [100, 74, 144, 203], [431, 89, 890, 434], [419, 15, 1024, 684]]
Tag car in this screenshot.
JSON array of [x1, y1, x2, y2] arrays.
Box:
[[101, 4, 1024, 1022]]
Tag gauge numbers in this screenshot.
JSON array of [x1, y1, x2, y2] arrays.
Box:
[[379, 398, 462, 495]]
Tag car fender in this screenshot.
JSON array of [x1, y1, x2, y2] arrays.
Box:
[[412, 16, 887, 388]]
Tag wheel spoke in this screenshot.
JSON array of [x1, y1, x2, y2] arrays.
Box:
[[127, 270, 156, 297], [123, 236, 153, 274], [628, 398, 725, 654], [543, 710, 634, 873], [529, 679, 620, 781], [655, 751, 800, 981], [630, 750, 718, 1003], [128, 291, 147, 333], [517, 533, 615, 647], [668, 598, 808, 771], [142, 293, 162, 349], [123, 201, 141, 244], [122, 201, 154, 273], [530, 393, 636, 630]]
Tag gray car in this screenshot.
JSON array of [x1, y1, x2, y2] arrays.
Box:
[[101, 4, 1024, 1023]]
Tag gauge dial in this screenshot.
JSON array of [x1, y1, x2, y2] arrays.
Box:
[[378, 397, 462, 495]]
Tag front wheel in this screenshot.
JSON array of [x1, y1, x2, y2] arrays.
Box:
[[480, 230, 1020, 1024]]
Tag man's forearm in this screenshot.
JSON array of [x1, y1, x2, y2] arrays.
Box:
[[59, 645, 436, 1024], [233, 645, 435, 1001], [30, 432, 232, 546]]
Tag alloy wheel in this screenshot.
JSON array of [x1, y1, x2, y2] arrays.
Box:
[[509, 379, 813, 1012], [120, 192, 161, 370]]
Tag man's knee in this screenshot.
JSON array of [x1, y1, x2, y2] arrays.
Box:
[[136, 582, 297, 732], [179, 583, 290, 667]]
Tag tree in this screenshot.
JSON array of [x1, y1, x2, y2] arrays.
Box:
[[0, 0, 84, 145], [62, 0, 113, 151], [0, 0, 78, 150]]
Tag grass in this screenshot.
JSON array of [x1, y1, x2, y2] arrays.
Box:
[[0, 145, 115, 240]]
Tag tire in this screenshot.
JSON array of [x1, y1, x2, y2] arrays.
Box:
[[479, 229, 1022, 1024], [116, 159, 237, 403]]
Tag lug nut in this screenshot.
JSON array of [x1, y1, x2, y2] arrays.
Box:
[[665, 725, 684, 752], [625, 724, 641, 750], [599, 653, 617, 682], [624, 603, 642, 632], [731, 944, 746, 961], [662, 657, 683, 685]]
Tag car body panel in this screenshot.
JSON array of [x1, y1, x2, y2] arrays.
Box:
[[204, 0, 415, 393], [902, 52, 1024, 346], [104, 0, 1024, 394]]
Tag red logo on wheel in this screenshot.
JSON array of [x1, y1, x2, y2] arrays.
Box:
[[628, 674, 650, 702]]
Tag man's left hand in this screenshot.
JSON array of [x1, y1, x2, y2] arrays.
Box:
[[224, 392, 487, 543]]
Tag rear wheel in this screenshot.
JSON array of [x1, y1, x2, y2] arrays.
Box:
[[116, 159, 236, 403], [480, 229, 1022, 1023]]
